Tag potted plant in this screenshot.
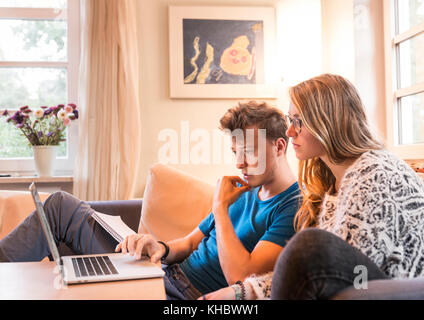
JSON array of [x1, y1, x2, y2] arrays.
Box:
[[1, 104, 79, 177]]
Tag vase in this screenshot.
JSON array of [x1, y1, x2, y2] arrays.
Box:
[[33, 145, 57, 177]]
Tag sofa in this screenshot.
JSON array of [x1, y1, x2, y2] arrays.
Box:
[[1, 163, 424, 299]]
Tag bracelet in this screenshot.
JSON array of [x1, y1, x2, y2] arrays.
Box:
[[232, 281, 246, 300], [232, 283, 243, 300], [157, 241, 169, 262], [236, 280, 246, 300]]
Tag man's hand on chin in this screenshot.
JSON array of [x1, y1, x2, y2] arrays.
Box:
[[212, 176, 251, 214]]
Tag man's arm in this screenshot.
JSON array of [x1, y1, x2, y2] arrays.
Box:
[[162, 227, 205, 264], [212, 176, 284, 285], [214, 204, 283, 285]]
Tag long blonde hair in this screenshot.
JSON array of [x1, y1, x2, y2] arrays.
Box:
[[290, 74, 384, 231]]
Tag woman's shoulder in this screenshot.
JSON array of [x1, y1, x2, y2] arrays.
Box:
[[345, 149, 415, 179], [342, 148, 424, 194]]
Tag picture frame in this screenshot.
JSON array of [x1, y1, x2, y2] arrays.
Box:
[[169, 6, 277, 99]]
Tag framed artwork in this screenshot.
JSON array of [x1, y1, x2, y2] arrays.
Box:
[[169, 6, 277, 99]]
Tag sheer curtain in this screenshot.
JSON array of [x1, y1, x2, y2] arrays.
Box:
[[74, 0, 141, 200]]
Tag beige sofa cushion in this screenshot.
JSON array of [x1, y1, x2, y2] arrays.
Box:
[[0, 190, 50, 240], [138, 163, 215, 242]]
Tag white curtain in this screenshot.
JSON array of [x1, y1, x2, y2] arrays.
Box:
[[74, 0, 141, 201]]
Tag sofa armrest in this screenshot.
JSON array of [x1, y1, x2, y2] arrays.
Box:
[[87, 199, 143, 233], [331, 278, 424, 300]]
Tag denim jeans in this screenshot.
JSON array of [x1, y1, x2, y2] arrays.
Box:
[[270, 228, 389, 300], [163, 264, 203, 300], [0, 191, 202, 300]]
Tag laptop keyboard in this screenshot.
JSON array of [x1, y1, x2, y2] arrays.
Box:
[[71, 256, 119, 277]]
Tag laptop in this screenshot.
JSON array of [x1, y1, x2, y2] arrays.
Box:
[[29, 182, 165, 284]]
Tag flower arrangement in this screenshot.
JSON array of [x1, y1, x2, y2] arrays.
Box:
[[1, 104, 79, 146]]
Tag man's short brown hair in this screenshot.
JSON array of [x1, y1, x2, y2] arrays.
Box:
[[219, 101, 289, 148]]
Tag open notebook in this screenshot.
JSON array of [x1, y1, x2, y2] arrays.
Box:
[[91, 211, 137, 243]]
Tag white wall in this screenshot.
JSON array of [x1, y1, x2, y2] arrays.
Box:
[[353, 0, 387, 142], [132, 0, 386, 197], [321, 0, 387, 142], [275, 0, 323, 176], [133, 0, 323, 197], [321, 0, 355, 81]]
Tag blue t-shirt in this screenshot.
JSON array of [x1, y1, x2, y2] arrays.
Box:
[[179, 182, 301, 294]]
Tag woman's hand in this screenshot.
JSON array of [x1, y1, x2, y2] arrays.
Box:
[[198, 286, 236, 300], [199, 282, 257, 300], [115, 233, 165, 263]]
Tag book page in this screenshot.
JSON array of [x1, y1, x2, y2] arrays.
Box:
[[91, 211, 136, 243]]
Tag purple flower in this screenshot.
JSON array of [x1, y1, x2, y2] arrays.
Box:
[[50, 106, 59, 114], [47, 131, 54, 137], [12, 111, 25, 124], [2, 109, 8, 116], [38, 131, 43, 138], [20, 105, 29, 111], [44, 108, 53, 116], [73, 109, 79, 119]]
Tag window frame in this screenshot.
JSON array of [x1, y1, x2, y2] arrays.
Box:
[[384, 0, 424, 159], [0, 0, 80, 175]]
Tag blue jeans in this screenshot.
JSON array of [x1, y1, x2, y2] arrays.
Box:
[[163, 264, 203, 300], [0, 191, 202, 300], [270, 228, 389, 299]]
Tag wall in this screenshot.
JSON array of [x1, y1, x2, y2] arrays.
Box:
[[353, 0, 387, 142], [321, 0, 355, 81], [275, 0, 323, 176], [133, 0, 323, 197], [321, 0, 387, 142]]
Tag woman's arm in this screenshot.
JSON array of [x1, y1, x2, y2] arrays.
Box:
[[201, 272, 272, 300]]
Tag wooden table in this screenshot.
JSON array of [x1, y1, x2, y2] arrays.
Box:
[[0, 261, 166, 300]]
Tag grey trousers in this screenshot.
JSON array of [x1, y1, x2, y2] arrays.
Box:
[[0, 191, 202, 300], [0, 191, 115, 261], [270, 228, 389, 299]]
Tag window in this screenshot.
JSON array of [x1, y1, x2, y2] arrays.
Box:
[[384, 0, 424, 159], [0, 0, 79, 174]]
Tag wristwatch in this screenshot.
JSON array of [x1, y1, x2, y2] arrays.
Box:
[[157, 241, 169, 262]]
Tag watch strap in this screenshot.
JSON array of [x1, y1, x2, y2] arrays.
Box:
[[157, 241, 169, 262]]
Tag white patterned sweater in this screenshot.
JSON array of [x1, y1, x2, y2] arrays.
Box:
[[245, 150, 424, 299]]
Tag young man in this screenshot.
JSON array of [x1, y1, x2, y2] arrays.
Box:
[[0, 101, 300, 300]]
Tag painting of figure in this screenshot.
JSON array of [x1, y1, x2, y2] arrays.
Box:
[[182, 19, 264, 85]]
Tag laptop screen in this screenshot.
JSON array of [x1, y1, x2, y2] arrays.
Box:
[[29, 182, 62, 269]]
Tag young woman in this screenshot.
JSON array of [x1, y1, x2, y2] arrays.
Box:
[[202, 73, 424, 300]]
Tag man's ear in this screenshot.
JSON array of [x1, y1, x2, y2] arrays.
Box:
[[275, 138, 287, 156]]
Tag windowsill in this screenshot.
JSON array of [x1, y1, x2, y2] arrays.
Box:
[[0, 175, 73, 184], [404, 159, 424, 181], [0, 175, 74, 194]]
